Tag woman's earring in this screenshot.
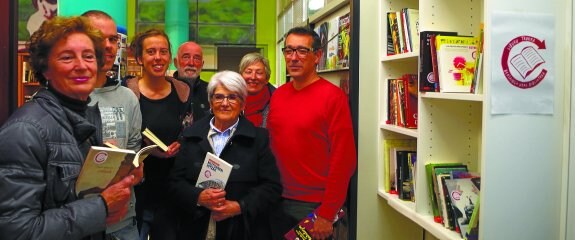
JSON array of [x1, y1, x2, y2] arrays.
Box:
[[209, 108, 213, 115]]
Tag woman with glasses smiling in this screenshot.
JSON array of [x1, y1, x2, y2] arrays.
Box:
[[165, 70, 282, 240]]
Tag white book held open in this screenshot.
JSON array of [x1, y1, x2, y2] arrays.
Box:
[[195, 152, 233, 189]]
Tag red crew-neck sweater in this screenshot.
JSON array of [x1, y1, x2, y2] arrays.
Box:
[[267, 78, 357, 220]]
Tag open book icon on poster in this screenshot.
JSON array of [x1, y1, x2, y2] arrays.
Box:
[[510, 46, 545, 79], [76, 144, 159, 198]]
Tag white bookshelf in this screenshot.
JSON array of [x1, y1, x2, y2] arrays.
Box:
[[276, 0, 350, 86], [358, 0, 569, 239]]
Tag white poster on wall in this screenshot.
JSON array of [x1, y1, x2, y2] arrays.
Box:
[[491, 11, 554, 115]]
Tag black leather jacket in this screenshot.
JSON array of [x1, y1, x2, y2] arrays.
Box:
[[0, 89, 107, 240]]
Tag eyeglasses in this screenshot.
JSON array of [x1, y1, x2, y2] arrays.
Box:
[[282, 47, 314, 58], [211, 93, 241, 104]]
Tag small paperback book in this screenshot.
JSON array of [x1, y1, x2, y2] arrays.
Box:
[[142, 128, 168, 151], [284, 209, 345, 240], [76, 145, 158, 198], [195, 152, 233, 189]]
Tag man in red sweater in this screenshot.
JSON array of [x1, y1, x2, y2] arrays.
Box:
[[267, 26, 357, 240]]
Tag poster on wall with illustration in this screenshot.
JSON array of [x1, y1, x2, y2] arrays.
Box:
[[490, 11, 554, 115], [18, 0, 58, 47]]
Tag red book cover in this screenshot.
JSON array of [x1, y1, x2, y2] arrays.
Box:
[[284, 209, 345, 240], [402, 74, 418, 128]]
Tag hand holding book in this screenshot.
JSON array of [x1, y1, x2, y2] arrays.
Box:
[[142, 128, 180, 158]]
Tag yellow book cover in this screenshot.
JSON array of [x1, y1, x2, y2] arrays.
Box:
[[75, 145, 157, 198], [435, 35, 479, 93]]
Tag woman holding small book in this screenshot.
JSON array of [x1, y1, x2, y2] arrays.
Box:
[[124, 28, 193, 240], [165, 70, 282, 240], [0, 16, 137, 239]]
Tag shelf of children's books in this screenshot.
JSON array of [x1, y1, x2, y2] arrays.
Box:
[[420, 92, 484, 102], [378, 190, 464, 240], [307, 0, 349, 25], [382, 52, 418, 62], [380, 123, 418, 138], [317, 67, 349, 73]]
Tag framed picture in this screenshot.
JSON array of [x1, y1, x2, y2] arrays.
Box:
[[18, 0, 58, 43]]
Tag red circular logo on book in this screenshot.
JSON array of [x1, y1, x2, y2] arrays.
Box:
[[94, 151, 108, 164], [451, 190, 462, 201]]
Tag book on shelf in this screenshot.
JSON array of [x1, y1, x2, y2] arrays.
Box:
[[395, 10, 406, 54], [75, 145, 159, 198], [326, 16, 340, 70], [425, 162, 468, 223], [435, 35, 479, 93], [419, 31, 457, 92], [387, 12, 401, 55], [390, 145, 416, 194], [437, 173, 456, 230], [397, 150, 416, 200], [399, 10, 410, 53], [470, 23, 484, 94], [338, 13, 350, 68], [284, 209, 345, 240], [402, 74, 418, 129], [142, 128, 168, 151], [315, 22, 329, 71], [444, 177, 480, 238], [383, 139, 416, 193], [405, 8, 420, 54], [385, 13, 395, 56], [466, 195, 480, 240], [195, 152, 233, 189]]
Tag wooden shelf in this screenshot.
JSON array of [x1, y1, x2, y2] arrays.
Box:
[[381, 52, 419, 62], [378, 190, 463, 240], [420, 92, 483, 102], [318, 67, 349, 73], [379, 123, 418, 138], [308, 0, 350, 24]]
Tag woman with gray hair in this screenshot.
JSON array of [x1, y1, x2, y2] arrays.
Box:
[[166, 70, 282, 240], [239, 52, 276, 127]]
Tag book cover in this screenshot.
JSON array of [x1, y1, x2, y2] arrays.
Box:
[[402, 74, 418, 129], [435, 35, 479, 93], [385, 12, 395, 56], [397, 150, 416, 200], [383, 139, 416, 193], [284, 209, 345, 240], [195, 152, 233, 189], [338, 13, 350, 68], [437, 174, 455, 229], [419, 31, 457, 92], [326, 16, 340, 70], [316, 22, 329, 71], [75, 145, 158, 198], [142, 128, 168, 151], [425, 162, 467, 223], [405, 8, 420, 53], [395, 11, 406, 54], [387, 12, 400, 55], [444, 177, 479, 238], [399, 10, 410, 53]]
